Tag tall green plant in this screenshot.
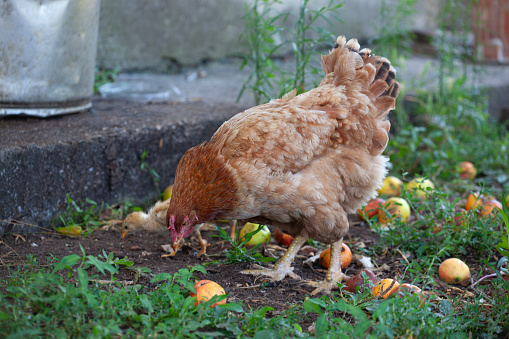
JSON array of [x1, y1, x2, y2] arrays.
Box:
[[283, 0, 343, 96], [238, 0, 342, 104], [237, 0, 287, 105], [434, 0, 478, 99]]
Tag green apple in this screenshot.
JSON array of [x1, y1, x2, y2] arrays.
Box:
[[406, 177, 435, 199], [239, 222, 271, 246]]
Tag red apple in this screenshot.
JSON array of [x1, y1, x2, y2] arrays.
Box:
[[273, 229, 294, 247], [358, 198, 386, 221]]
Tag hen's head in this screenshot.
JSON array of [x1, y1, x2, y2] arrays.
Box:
[[167, 208, 198, 251], [166, 142, 237, 252]]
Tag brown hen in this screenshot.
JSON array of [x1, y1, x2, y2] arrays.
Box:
[[167, 36, 400, 294]]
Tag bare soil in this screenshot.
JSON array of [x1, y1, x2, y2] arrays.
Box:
[[0, 216, 494, 322]]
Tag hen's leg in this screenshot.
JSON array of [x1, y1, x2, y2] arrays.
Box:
[[241, 229, 309, 281], [195, 224, 210, 257], [305, 238, 349, 295], [229, 220, 237, 242]]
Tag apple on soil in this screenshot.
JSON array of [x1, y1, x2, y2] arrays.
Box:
[[344, 269, 378, 293], [378, 197, 411, 224], [406, 177, 435, 199], [319, 243, 352, 270], [438, 258, 471, 286], [163, 184, 173, 201], [239, 223, 271, 246], [377, 176, 403, 197], [372, 278, 400, 299], [273, 229, 294, 247], [357, 198, 386, 221], [458, 161, 477, 180], [190, 280, 227, 307]]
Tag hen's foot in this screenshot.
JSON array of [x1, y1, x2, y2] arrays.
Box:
[[303, 272, 349, 295], [241, 263, 301, 281], [196, 243, 210, 258]]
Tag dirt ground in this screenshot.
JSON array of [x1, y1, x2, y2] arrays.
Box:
[[0, 216, 492, 324]]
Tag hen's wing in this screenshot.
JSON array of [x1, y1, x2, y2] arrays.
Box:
[[213, 36, 399, 173]]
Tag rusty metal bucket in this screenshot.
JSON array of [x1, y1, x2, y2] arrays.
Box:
[[0, 0, 101, 117]]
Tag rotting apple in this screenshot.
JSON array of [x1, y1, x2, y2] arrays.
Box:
[[398, 283, 425, 305], [438, 258, 471, 285], [406, 177, 435, 199], [344, 269, 378, 293], [377, 176, 403, 197], [190, 280, 227, 307], [378, 197, 411, 224], [239, 222, 271, 246], [458, 161, 477, 180], [273, 229, 294, 247], [358, 198, 386, 221], [372, 278, 400, 299], [481, 199, 503, 217], [319, 243, 352, 270]]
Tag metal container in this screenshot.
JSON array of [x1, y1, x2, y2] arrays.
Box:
[[0, 0, 101, 117]]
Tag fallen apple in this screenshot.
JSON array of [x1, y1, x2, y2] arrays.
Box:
[[190, 280, 227, 307], [273, 229, 294, 247], [358, 198, 386, 221], [56, 225, 82, 237], [481, 199, 503, 217], [438, 258, 471, 285], [239, 223, 271, 247], [406, 177, 435, 199], [162, 184, 173, 201], [377, 176, 403, 197], [319, 243, 352, 270], [372, 278, 400, 299], [398, 283, 425, 305], [465, 192, 483, 211], [458, 161, 477, 180], [378, 197, 411, 224], [344, 269, 378, 293]]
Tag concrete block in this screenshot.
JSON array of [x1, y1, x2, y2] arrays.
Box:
[[0, 99, 245, 232]]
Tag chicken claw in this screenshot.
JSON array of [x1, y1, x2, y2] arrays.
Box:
[[303, 239, 349, 295], [195, 228, 210, 258], [241, 229, 309, 281]]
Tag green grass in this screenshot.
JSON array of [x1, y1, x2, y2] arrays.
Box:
[[2, 249, 508, 337]]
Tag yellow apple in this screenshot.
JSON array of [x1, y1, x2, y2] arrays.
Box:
[[377, 176, 403, 197], [406, 177, 435, 199], [438, 258, 471, 285], [162, 184, 173, 201], [378, 197, 411, 223], [239, 223, 271, 246]]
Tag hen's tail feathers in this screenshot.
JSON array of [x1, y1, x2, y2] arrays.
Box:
[[321, 35, 400, 155], [322, 36, 400, 116]]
